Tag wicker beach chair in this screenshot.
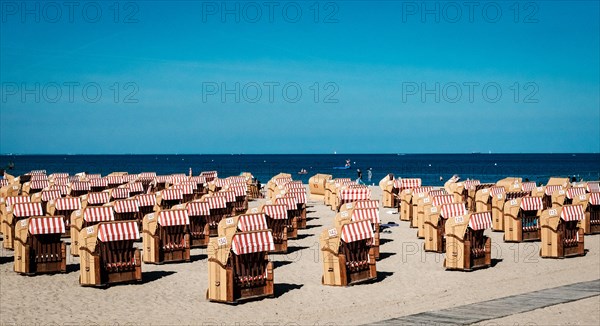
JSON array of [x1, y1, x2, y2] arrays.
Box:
[[113, 199, 141, 225], [397, 178, 422, 220], [70, 181, 91, 197], [14, 216, 67, 275], [3, 202, 44, 250], [491, 190, 529, 232], [206, 196, 228, 236], [70, 206, 115, 256], [90, 178, 108, 193], [259, 205, 289, 253], [22, 180, 49, 196], [424, 203, 467, 253], [213, 190, 237, 217], [275, 197, 300, 239], [574, 192, 599, 234], [47, 197, 81, 236], [135, 194, 156, 217], [83, 192, 111, 208], [186, 201, 211, 247], [126, 182, 145, 197], [420, 194, 454, 239], [34, 190, 62, 215], [157, 188, 183, 210], [309, 174, 332, 201], [408, 186, 434, 228], [335, 206, 381, 259], [337, 187, 371, 212], [142, 209, 190, 264], [540, 205, 585, 258], [444, 211, 492, 271], [503, 196, 544, 242]]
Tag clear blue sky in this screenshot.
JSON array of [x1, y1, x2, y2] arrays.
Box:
[[1, 1, 598, 154]]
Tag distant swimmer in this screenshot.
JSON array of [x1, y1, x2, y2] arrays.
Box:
[[345, 159, 351, 168]]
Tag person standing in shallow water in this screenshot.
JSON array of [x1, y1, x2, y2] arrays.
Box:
[[367, 168, 372, 183], [357, 169, 363, 185]]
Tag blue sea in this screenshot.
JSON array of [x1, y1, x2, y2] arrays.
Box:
[[0, 154, 598, 186]]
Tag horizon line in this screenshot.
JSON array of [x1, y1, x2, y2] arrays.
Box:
[[1, 152, 599, 156]]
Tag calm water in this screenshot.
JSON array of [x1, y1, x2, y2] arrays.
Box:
[[0, 154, 598, 186]]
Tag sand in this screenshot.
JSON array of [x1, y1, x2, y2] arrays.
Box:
[[1, 186, 599, 325]]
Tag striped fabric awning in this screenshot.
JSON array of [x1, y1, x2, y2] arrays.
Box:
[[85, 174, 102, 180], [560, 205, 585, 222], [229, 186, 247, 197], [127, 182, 145, 193], [262, 205, 288, 220], [122, 174, 139, 183], [339, 188, 371, 201], [227, 176, 247, 184], [49, 185, 69, 195], [53, 177, 69, 186], [214, 178, 230, 188], [566, 187, 587, 199], [84, 206, 115, 223], [13, 202, 44, 217], [237, 213, 269, 232], [489, 186, 506, 197], [275, 197, 298, 210], [28, 217, 65, 235], [0, 179, 9, 187], [136, 194, 156, 207], [71, 181, 91, 191], [412, 186, 433, 194], [340, 220, 374, 243], [468, 212, 492, 230], [155, 175, 172, 184], [68, 176, 81, 183], [587, 182, 600, 193], [429, 189, 447, 197], [114, 199, 140, 213], [207, 196, 227, 209], [31, 175, 48, 181], [589, 193, 600, 205], [395, 178, 422, 189], [334, 178, 352, 184], [189, 176, 207, 185], [351, 207, 380, 224], [520, 197, 543, 211], [111, 188, 130, 199], [6, 196, 31, 207], [440, 203, 467, 219], [187, 201, 211, 216], [173, 183, 195, 195], [289, 191, 306, 204], [231, 231, 275, 255], [140, 172, 157, 178], [200, 171, 218, 180], [275, 177, 293, 186], [170, 176, 188, 185], [158, 210, 190, 226], [97, 221, 140, 242], [214, 191, 236, 203], [354, 200, 379, 209], [50, 173, 69, 178], [30, 180, 49, 190], [463, 180, 481, 189], [41, 190, 62, 202], [545, 185, 563, 196], [106, 176, 124, 185], [521, 182, 537, 192], [29, 170, 47, 175], [162, 189, 183, 201], [284, 181, 304, 190], [432, 195, 455, 207], [55, 197, 81, 211], [87, 192, 110, 205], [90, 178, 108, 188]]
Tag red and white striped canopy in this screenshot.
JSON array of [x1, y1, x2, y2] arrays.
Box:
[[334, 178, 352, 184], [127, 182, 145, 193], [170, 176, 188, 185], [87, 192, 110, 205], [190, 176, 207, 185], [341, 220, 374, 243], [28, 217, 65, 235], [13, 202, 44, 217], [262, 205, 288, 220], [30, 180, 49, 190], [489, 186, 506, 197], [429, 189, 447, 197], [521, 182, 537, 192], [231, 231, 275, 255], [339, 188, 371, 201], [68, 176, 81, 183], [29, 170, 46, 175], [206, 196, 227, 209], [351, 207, 380, 224], [214, 191, 235, 203], [214, 178, 230, 188], [6, 196, 31, 207], [136, 194, 156, 207], [114, 199, 140, 213], [84, 206, 115, 223], [237, 213, 269, 232], [589, 193, 600, 205], [111, 187, 130, 199], [545, 185, 563, 196], [468, 212, 492, 230], [158, 209, 190, 226], [354, 200, 379, 209], [140, 172, 157, 178], [0, 179, 9, 187], [200, 171, 218, 181], [97, 221, 140, 242], [30, 175, 48, 181], [520, 197, 543, 211], [161, 189, 183, 201], [432, 195, 455, 207], [85, 174, 101, 180], [106, 176, 124, 185], [566, 187, 587, 199], [90, 178, 108, 188], [412, 186, 433, 194], [440, 203, 467, 219], [41, 190, 62, 202], [187, 201, 211, 216], [275, 197, 298, 210], [50, 173, 69, 178], [49, 185, 69, 195], [55, 197, 81, 211], [71, 181, 91, 191], [395, 178, 421, 189], [154, 175, 172, 184], [173, 183, 195, 195], [122, 174, 139, 183], [289, 191, 306, 204], [227, 176, 247, 184], [53, 177, 69, 186], [463, 180, 481, 189], [228, 186, 248, 197], [560, 205, 585, 222], [587, 182, 599, 193], [284, 181, 304, 190], [275, 177, 293, 186]]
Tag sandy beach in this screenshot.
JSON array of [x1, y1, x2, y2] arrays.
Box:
[[1, 186, 599, 326]]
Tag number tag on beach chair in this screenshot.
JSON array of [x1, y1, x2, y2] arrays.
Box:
[[20, 220, 27, 227], [549, 209, 557, 216], [497, 193, 503, 200], [511, 199, 518, 206], [86, 226, 94, 234], [225, 218, 234, 225], [148, 214, 154, 220], [217, 237, 227, 246], [346, 203, 352, 209], [76, 210, 81, 217], [328, 228, 337, 237], [13, 185, 18, 190], [418, 193, 425, 198], [341, 211, 348, 218], [405, 189, 411, 194], [559, 190, 565, 195], [431, 207, 437, 213], [482, 189, 489, 194], [537, 187, 543, 192], [424, 197, 430, 203], [455, 216, 464, 223], [251, 208, 258, 213], [579, 194, 587, 201]]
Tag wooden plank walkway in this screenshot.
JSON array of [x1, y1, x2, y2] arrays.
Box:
[[366, 279, 600, 326]]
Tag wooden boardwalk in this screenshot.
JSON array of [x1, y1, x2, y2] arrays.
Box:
[[366, 279, 600, 326]]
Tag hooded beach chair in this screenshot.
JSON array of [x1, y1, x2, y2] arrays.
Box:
[[419, 194, 454, 239], [228, 184, 249, 215], [560, 187, 587, 206], [22, 180, 49, 196], [275, 197, 300, 239], [142, 209, 190, 264], [467, 182, 494, 211], [540, 205, 585, 258], [113, 199, 141, 224], [259, 205, 289, 253], [573, 192, 599, 234], [474, 186, 505, 213], [47, 197, 81, 236], [90, 178, 108, 192], [424, 203, 468, 253], [190, 176, 208, 197], [200, 171, 218, 183], [335, 206, 381, 259], [491, 190, 529, 232], [309, 174, 332, 201], [337, 187, 371, 212], [33, 190, 63, 215], [586, 181, 599, 193], [110, 187, 130, 202], [521, 182, 537, 194], [503, 196, 544, 242], [14, 216, 66, 275], [172, 182, 197, 203], [531, 177, 570, 209], [320, 219, 377, 286], [326, 178, 353, 208], [106, 175, 124, 189], [207, 229, 275, 303], [48, 184, 70, 197], [126, 182, 145, 197], [157, 188, 183, 209], [288, 189, 307, 228], [206, 196, 228, 236], [70, 181, 91, 197], [79, 220, 142, 286], [397, 178, 422, 220], [70, 206, 115, 256], [408, 186, 434, 228], [154, 175, 172, 191], [138, 172, 157, 191], [3, 202, 44, 250], [136, 193, 156, 217], [83, 191, 111, 208], [214, 190, 237, 217], [186, 201, 211, 247], [444, 211, 492, 271]]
